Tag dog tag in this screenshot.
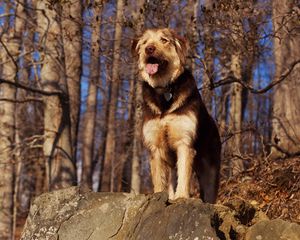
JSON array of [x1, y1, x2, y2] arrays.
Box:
[[164, 92, 173, 101]]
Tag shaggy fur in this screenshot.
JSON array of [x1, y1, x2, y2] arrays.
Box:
[[132, 28, 221, 203]]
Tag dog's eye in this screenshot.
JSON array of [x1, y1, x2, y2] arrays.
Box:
[[160, 38, 168, 44]]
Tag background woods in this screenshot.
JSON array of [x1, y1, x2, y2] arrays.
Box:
[[0, 0, 299, 239]]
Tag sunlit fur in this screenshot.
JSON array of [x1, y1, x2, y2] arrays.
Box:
[[134, 28, 221, 203]]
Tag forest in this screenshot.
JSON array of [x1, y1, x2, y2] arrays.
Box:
[[0, 0, 299, 239]]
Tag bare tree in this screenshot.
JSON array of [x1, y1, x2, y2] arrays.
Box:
[[228, 7, 244, 175], [202, 0, 214, 113], [82, 1, 103, 189], [0, 2, 21, 237], [12, 1, 28, 238], [101, 0, 124, 192], [130, 0, 146, 194], [186, 0, 199, 74], [271, 0, 300, 156], [36, 0, 76, 189], [62, 0, 83, 163]]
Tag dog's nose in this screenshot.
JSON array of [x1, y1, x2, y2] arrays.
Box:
[[145, 45, 156, 55]]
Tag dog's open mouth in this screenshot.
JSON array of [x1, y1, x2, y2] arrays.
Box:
[[145, 57, 167, 75]]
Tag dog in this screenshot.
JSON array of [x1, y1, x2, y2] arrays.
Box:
[[132, 28, 221, 203]]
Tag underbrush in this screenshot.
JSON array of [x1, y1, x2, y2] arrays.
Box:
[[218, 156, 300, 223]]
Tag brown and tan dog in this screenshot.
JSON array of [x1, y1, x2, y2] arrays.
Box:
[[132, 28, 221, 203]]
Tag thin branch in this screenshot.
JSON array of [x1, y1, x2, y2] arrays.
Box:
[[0, 49, 36, 66], [0, 38, 19, 74], [0, 13, 13, 18], [0, 97, 43, 103], [200, 59, 300, 94], [221, 127, 255, 144], [268, 143, 300, 158], [0, 78, 64, 97]]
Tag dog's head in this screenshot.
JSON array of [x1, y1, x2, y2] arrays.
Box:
[[132, 28, 189, 88]]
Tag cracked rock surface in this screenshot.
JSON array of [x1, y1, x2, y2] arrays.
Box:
[[21, 187, 300, 240]]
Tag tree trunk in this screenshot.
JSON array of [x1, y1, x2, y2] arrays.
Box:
[[186, 0, 199, 74], [228, 21, 244, 175], [242, 16, 257, 154], [202, 0, 214, 113], [0, 46, 16, 239], [97, 63, 110, 191], [121, 66, 136, 192], [128, 0, 146, 194], [0, 35, 16, 240], [101, 0, 124, 192], [130, 81, 143, 194], [229, 58, 243, 175], [0, 27, 16, 240], [271, 0, 300, 156], [62, 0, 82, 164], [36, 0, 76, 189], [0, 1, 27, 237], [218, 51, 231, 137], [12, 2, 27, 238], [81, 1, 103, 189]]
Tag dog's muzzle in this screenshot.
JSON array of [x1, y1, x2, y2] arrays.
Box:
[[145, 53, 168, 76], [144, 45, 168, 75]]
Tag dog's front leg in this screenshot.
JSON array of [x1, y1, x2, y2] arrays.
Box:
[[150, 148, 168, 192], [168, 167, 176, 200], [175, 145, 195, 199]]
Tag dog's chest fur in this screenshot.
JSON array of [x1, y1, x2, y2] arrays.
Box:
[[142, 69, 201, 153], [143, 112, 197, 152]]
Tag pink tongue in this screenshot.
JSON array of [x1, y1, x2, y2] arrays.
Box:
[[146, 63, 159, 75]]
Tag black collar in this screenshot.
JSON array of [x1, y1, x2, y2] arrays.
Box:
[[149, 69, 190, 102], [154, 84, 173, 101]]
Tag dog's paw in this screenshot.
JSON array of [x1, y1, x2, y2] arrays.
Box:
[[167, 198, 183, 204], [168, 193, 189, 204]]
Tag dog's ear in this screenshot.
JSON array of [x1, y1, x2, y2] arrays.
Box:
[[131, 38, 140, 58], [171, 31, 189, 64]]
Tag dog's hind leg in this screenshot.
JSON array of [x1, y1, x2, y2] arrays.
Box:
[[195, 155, 220, 203]]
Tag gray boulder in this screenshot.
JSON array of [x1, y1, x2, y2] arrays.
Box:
[[21, 187, 300, 240], [245, 219, 300, 240]]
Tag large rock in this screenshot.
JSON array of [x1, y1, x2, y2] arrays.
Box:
[[245, 219, 300, 240], [21, 187, 300, 240]]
